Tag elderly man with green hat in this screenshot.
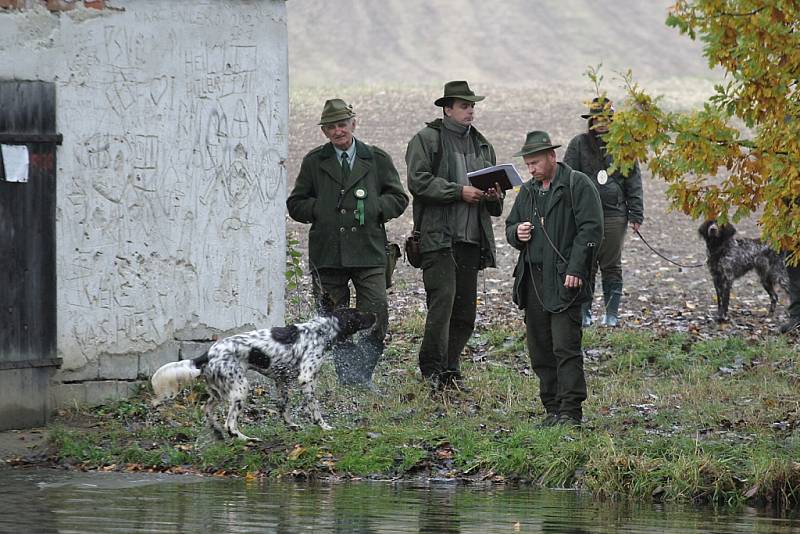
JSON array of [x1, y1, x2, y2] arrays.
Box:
[[505, 130, 603, 427], [405, 80, 504, 391], [287, 98, 408, 387]]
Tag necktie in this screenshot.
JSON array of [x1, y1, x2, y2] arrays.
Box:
[[341, 152, 350, 181]]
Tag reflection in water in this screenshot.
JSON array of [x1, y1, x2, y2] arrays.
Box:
[[419, 485, 460, 533], [0, 469, 798, 533]]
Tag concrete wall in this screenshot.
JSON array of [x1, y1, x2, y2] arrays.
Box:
[[0, 0, 288, 408]]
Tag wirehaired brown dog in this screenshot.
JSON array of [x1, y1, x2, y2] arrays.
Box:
[[698, 220, 789, 322]]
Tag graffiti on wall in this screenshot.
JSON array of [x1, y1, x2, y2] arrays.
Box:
[[59, 8, 287, 353]]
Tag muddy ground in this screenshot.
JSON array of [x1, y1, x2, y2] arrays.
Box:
[[285, 83, 795, 342]]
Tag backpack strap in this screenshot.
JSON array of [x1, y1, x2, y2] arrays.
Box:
[[431, 127, 444, 177], [570, 169, 575, 207], [412, 129, 444, 233]]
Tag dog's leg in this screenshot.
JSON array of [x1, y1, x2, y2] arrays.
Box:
[[224, 377, 261, 442], [757, 267, 780, 315], [712, 274, 729, 322], [203, 390, 226, 440], [275, 380, 300, 430], [298, 365, 331, 430], [299, 379, 331, 430], [717, 278, 732, 322]]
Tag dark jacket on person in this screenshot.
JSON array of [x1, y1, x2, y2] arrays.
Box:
[[287, 139, 408, 269], [505, 162, 604, 310], [564, 132, 644, 224], [405, 118, 503, 269]]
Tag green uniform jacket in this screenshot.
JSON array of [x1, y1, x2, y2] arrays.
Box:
[[564, 133, 644, 224], [505, 163, 604, 310], [405, 119, 503, 269], [287, 139, 408, 269]]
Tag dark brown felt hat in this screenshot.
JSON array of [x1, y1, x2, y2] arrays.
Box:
[[434, 80, 485, 107], [512, 130, 561, 157]]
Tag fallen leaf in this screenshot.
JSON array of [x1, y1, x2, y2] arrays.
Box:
[[288, 445, 306, 461]]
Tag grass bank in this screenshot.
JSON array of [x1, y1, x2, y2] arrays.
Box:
[[44, 315, 800, 508]]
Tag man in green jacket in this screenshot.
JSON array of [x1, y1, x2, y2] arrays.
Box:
[[405, 81, 504, 391], [287, 99, 408, 387], [505, 131, 603, 427]]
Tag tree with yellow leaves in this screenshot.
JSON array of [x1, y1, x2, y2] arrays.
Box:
[[602, 0, 799, 264]]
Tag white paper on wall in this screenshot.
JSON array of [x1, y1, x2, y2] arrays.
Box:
[[1, 144, 30, 183]]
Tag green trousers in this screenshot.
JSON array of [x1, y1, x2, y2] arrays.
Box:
[[788, 260, 800, 319], [418, 243, 480, 380], [313, 266, 388, 385], [313, 266, 388, 341], [523, 265, 586, 419], [590, 215, 628, 288]]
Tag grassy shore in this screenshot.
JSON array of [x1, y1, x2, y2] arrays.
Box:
[[45, 313, 800, 508]]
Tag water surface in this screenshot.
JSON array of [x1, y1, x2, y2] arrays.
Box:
[[0, 468, 797, 533]]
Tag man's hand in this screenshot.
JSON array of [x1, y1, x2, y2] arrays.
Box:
[[630, 222, 641, 232], [484, 182, 504, 201], [564, 275, 583, 289], [517, 222, 533, 242], [461, 185, 484, 204]]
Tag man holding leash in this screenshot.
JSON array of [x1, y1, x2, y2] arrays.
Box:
[[287, 98, 408, 387], [405, 80, 504, 391], [505, 131, 603, 427], [564, 97, 644, 328]]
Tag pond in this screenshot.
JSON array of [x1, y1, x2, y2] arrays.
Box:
[[0, 468, 797, 533]]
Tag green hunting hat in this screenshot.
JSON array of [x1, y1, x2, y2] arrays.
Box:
[[512, 130, 561, 157], [580, 96, 615, 119], [318, 98, 356, 125], [434, 80, 485, 107]]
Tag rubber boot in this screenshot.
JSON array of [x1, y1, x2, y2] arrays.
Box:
[[581, 301, 593, 327], [601, 281, 623, 327]]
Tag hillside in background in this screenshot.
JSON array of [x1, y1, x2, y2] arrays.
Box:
[[281, 2, 790, 336], [287, 0, 719, 87]]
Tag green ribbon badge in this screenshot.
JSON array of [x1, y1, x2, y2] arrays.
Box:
[[354, 188, 366, 225]]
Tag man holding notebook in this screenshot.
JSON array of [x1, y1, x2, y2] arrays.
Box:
[[405, 80, 504, 391]]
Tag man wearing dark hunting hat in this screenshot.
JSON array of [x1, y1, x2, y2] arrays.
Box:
[[564, 96, 644, 328], [405, 80, 504, 392], [287, 98, 408, 388], [505, 130, 603, 427]]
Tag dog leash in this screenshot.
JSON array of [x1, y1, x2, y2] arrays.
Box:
[[634, 229, 706, 269]]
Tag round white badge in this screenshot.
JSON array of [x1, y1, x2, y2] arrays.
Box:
[[355, 188, 366, 199], [597, 169, 608, 185]]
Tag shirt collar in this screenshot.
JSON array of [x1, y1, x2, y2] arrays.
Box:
[[333, 138, 357, 168]]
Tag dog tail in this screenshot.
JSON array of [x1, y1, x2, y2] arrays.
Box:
[[150, 352, 208, 405]]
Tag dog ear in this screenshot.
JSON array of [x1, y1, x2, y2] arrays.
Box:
[[721, 224, 736, 240], [317, 292, 335, 316], [698, 220, 711, 238]]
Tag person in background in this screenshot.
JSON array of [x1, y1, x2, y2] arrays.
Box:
[[564, 97, 644, 327], [506, 130, 603, 427], [287, 98, 408, 387], [405, 80, 504, 391], [781, 241, 800, 333]]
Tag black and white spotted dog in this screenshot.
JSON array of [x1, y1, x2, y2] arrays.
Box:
[[698, 220, 789, 322], [150, 302, 375, 440]]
